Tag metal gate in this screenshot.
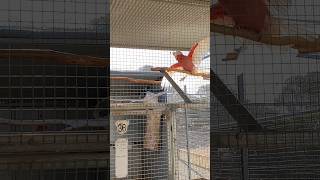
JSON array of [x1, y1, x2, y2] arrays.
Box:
[[110, 71, 169, 179]]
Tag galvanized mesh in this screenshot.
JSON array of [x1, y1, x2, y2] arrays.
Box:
[[0, 0, 109, 179], [211, 0, 320, 179], [110, 72, 169, 179], [110, 0, 210, 179]]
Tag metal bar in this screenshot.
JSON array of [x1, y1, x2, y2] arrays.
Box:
[[184, 86, 192, 180], [211, 131, 320, 148], [111, 103, 208, 111], [160, 69, 193, 103], [179, 159, 207, 178], [237, 73, 245, 103], [211, 69, 263, 132], [240, 147, 248, 180], [0, 153, 108, 164], [168, 110, 177, 180]]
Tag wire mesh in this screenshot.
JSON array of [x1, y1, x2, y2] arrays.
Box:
[[0, 0, 109, 179], [110, 0, 210, 179], [211, 0, 320, 179], [110, 71, 169, 179]]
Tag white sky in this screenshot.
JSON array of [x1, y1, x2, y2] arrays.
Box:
[[111, 47, 185, 71], [111, 47, 210, 94]]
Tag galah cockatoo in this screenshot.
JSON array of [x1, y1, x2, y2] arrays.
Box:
[[161, 37, 209, 94], [211, 0, 318, 60], [211, 0, 290, 35], [163, 36, 210, 85], [170, 36, 210, 75]]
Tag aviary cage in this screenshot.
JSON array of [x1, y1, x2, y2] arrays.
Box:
[[211, 0, 320, 179], [0, 0, 109, 179], [110, 0, 210, 179]]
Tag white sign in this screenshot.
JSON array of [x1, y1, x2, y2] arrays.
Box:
[[115, 120, 129, 135], [115, 138, 128, 178]]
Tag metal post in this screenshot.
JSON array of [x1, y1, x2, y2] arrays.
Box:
[[210, 69, 262, 132], [241, 147, 248, 180], [168, 110, 177, 180], [161, 69, 192, 103], [237, 73, 245, 103], [184, 86, 191, 180]]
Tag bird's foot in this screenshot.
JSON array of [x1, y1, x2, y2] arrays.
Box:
[[179, 76, 187, 81]]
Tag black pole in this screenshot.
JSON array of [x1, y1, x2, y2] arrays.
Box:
[[210, 69, 262, 132]]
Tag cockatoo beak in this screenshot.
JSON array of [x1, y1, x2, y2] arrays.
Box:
[[172, 51, 182, 57]]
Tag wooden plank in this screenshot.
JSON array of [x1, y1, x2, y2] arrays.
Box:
[[211, 22, 320, 53], [152, 67, 210, 80], [0, 49, 108, 67], [111, 77, 161, 85]]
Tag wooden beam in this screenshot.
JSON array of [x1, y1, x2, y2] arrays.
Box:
[[0, 49, 108, 67], [151, 67, 210, 80], [111, 76, 161, 85], [211, 22, 320, 53]]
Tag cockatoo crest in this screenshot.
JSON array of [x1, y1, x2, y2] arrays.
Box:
[[173, 51, 182, 57], [161, 36, 210, 97]]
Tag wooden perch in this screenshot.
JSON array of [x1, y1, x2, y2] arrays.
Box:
[[151, 67, 210, 80], [111, 77, 161, 85], [211, 22, 320, 53], [0, 49, 108, 67]]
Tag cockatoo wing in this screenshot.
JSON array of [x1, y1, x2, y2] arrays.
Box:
[[192, 36, 210, 67]]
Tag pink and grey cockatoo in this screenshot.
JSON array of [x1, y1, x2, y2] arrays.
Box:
[[211, 0, 318, 60], [161, 36, 210, 90], [170, 36, 210, 75], [211, 0, 294, 35]]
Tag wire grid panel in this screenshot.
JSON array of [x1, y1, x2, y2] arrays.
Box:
[[0, 0, 109, 179], [111, 0, 210, 179], [173, 103, 210, 180], [110, 110, 169, 179], [0, 159, 109, 180], [211, 0, 320, 179], [110, 73, 169, 179]]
